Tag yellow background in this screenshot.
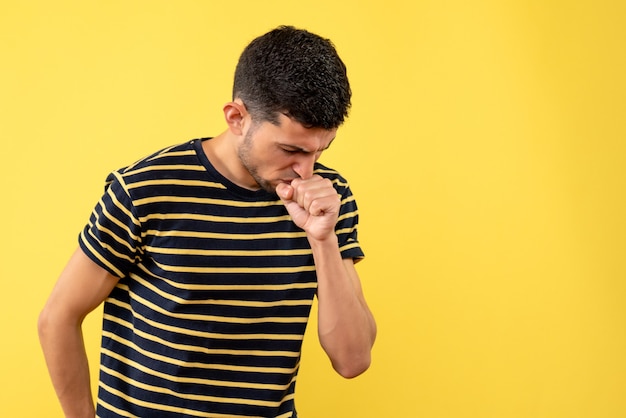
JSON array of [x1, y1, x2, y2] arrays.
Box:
[[1, 1, 625, 417]]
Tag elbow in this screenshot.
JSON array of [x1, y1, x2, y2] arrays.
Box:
[[323, 329, 376, 379], [332, 351, 372, 379], [37, 304, 73, 344], [38, 308, 48, 338], [37, 307, 54, 344]]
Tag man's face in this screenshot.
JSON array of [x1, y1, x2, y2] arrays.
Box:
[[237, 113, 337, 193]]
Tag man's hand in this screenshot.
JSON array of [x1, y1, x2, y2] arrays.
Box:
[[276, 175, 340, 241]]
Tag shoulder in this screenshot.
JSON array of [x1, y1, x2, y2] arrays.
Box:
[[104, 140, 202, 186], [314, 162, 349, 185], [314, 162, 353, 195], [121, 140, 199, 174]]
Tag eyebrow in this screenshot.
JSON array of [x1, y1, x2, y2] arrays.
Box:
[[279, 138, 336, 154]]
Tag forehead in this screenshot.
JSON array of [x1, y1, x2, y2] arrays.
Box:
[[256, 114, 337, 151]]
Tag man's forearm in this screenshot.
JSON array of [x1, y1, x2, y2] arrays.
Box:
[[310, 236, 377, 378], [38, 313, 95, 417]]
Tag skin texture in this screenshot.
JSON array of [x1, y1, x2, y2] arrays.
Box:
[[38, 248, 119, 418], [38, 99, 376, 417]]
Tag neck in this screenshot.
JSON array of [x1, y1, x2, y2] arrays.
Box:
[[201, 131, 259, 190]]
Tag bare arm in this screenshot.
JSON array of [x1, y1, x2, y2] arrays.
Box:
[[310, 239, 377, 378], [277, 177, 377, 378], [38, 248, 120, 418]]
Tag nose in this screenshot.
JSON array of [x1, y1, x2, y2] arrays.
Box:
[[292, 153, 317, 179]]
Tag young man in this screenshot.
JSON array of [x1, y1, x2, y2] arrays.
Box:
[[39, 26, 376, 418]]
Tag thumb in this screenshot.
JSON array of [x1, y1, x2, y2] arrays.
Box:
[[276, 183, 294, 201], [276, 183, 307, 227]]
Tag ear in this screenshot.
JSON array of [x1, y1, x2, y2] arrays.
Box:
[[222, 100, 248, 136]]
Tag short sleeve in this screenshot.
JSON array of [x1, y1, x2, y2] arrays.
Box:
[[78, 171, 143, 278], [335, 181, 365, 261]]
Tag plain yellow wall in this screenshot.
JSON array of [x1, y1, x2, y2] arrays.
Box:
[[1, 1, 625, 417]]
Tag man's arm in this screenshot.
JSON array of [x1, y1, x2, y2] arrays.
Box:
[[310, 239, 377, 378], [277, 177, 377, 378], [38, 248, 120, 418]]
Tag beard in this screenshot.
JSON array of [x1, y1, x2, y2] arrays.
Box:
[[237, 127, 277, 194]]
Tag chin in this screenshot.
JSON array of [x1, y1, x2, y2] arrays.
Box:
[[257, 180, 278, 194]]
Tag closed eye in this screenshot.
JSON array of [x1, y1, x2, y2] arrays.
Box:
[[280, 146, 310, 155]]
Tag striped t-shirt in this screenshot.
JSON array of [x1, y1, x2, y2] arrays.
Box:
[[79, 138, 364, 418]]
